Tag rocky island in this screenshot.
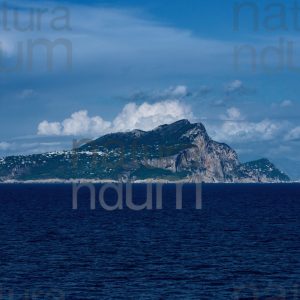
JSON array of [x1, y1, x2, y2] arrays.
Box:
[[0, 120, 290, 183]]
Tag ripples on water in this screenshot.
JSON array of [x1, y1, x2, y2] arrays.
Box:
[[0, 183, 299, 299]]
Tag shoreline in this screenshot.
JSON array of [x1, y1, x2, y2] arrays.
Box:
[[0, 179, 298, 184]]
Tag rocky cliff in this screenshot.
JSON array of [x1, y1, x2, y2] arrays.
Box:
[[0, 120, 290, 182]]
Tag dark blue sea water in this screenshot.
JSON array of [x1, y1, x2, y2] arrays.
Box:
[[0, 184, 299, 299]]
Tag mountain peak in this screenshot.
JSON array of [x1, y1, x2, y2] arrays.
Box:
[[153, 119, 190, 131], [173, 119, 191, 125]]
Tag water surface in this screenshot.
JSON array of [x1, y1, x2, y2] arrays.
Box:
[[0, 183, 299, 299]]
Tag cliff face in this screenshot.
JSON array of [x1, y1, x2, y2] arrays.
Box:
[[142, 121, 240, 182], [0, 120, 290, 182], [132, 120, 288, 182]]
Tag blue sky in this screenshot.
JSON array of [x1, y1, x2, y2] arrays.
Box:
[[1, 0, 300, 179]]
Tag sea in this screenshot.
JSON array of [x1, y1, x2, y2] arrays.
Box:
[[0, 183, 299, 299]]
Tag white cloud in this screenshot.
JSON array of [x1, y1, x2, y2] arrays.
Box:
[[167, 85, 188, 97], [285, 126, 300, 141], [209, 107, 281, 143], [0, 1, 234, 79], [38, 121, 62, 136], [61, 111, 111, 136], [219, 119, 279, 142], [221, 107, 244, 121], [225, 80, 243, 93], [37, 100, 193, 136], [113, 100, 192, 132], [38, 111, 111, 136], [280, 100, 293, 108]]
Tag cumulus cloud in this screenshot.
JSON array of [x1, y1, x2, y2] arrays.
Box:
[[219, 119, 279, 142], [37, 100, 193, 136], [38, 111, 111, 136], [113, 100, 192, 131], [38, 121, 62, 136], [61, 111, 111, 136], [209, 107, 281, 143], [285, 126, 300, 141]]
